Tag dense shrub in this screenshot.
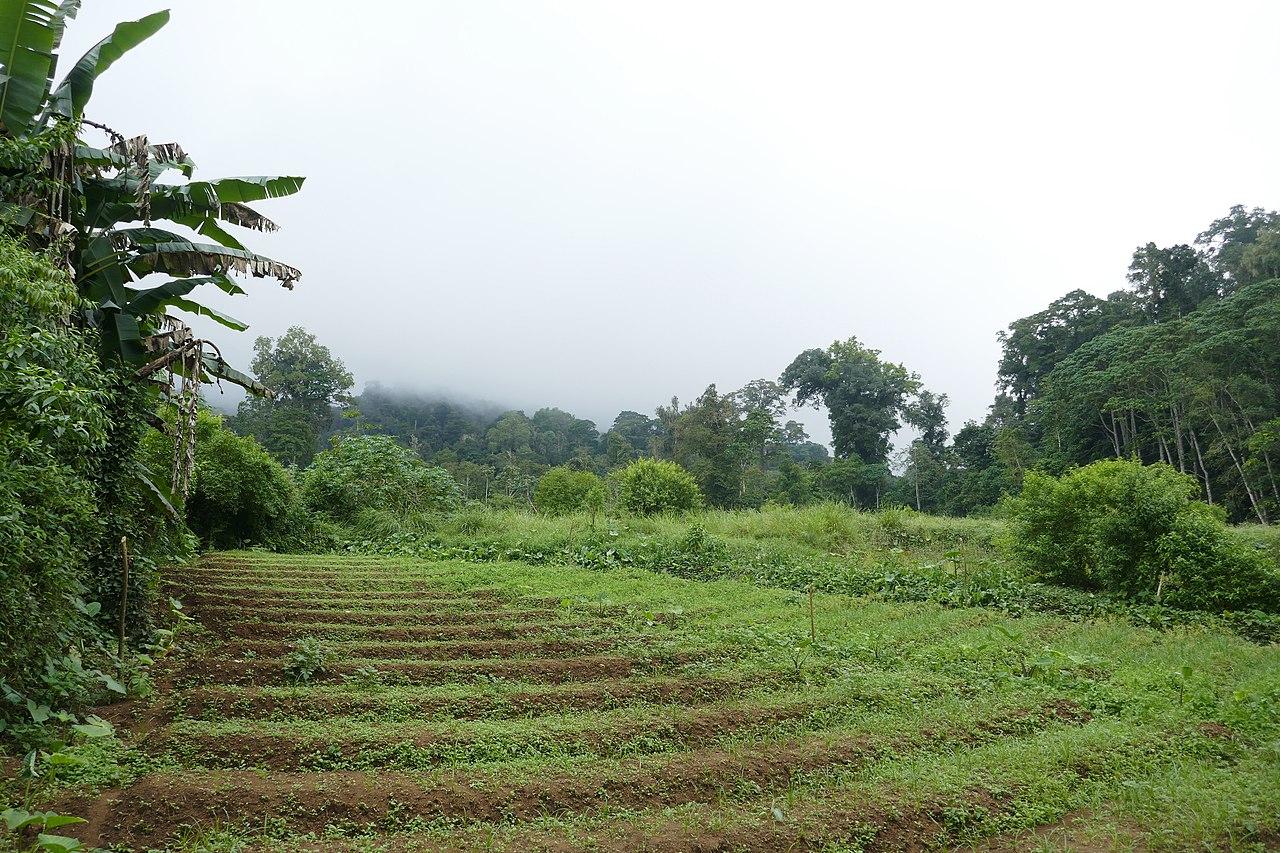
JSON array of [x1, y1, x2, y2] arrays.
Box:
[[614, 459, 702, 515], [303, 434, 462, 521], [534, 467, 604, 515], [1007, 459, 1280, 611], [142, 410, 298, 550], [0, 236, 108, 696]]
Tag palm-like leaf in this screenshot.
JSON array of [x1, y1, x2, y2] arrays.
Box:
[[112, 227, 301, 286], [46, 9, 166, 119], [4, 3, 303, 395], [0, 0, 60, 136]]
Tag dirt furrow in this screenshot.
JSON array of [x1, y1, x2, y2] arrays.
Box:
[[214, 636, 627, 662], [169, 653, 651, 688], [218, 617, 614, 642], [147, 700, 822, 771], [63, 702, 1089, 850]]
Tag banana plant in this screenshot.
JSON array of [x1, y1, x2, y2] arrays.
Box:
[[0, 0, 303, 392]]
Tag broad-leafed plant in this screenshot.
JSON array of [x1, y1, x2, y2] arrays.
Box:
[[0, 0, 302, 393]]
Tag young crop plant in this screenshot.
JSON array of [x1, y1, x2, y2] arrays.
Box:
[[284, 638, 330, 685]]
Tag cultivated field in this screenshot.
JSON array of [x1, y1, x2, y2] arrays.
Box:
[[52, 551, 1280, 851]]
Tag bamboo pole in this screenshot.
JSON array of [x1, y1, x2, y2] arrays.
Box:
[[118, 536, 130, 658]]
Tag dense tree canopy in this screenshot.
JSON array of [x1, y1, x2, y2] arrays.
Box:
[[781, 337, 921, 465], [212, 205, 1280, 524]]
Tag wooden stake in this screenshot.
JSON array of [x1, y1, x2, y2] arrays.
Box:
[[808, 583, 816, 643], [118, 536, 130, 658]]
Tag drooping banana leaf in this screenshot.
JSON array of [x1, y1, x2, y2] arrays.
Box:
[[115, 229, 302, 286], [77, 232, 130, 305], [136, 464, 180, 520], [201, 352, 267, 395], [125, 274, 244, 312], [182, 175, 304, 206], [46, 9, 167, 120], [166, 297, 247, 331], [0, 0, 60, 136], [76, 140, 195, 177]]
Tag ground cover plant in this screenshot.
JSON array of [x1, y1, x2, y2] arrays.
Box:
[[314, 501, 1280, 644], [2, 550, 1276, 852]]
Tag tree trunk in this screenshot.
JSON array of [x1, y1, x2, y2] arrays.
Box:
[[1189, 427, 1213, 504], [1210, 412, 1267, 523]]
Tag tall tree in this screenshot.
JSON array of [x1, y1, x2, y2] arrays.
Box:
[[1195, 205, 1280, 288], [232, 327, 352, 466], [607, 410, 662, 458], [904, 389, 950, 454], [996, 289, 1136, 414], [781, 336, 920, 465], [669, 385, 744, 507], [1126, 243, 1222, 322]]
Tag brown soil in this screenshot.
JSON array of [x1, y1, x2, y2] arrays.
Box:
[[220, 617, 612, 641], [146, 700, 821, 771], [65, 702, 1086, 849], [1196, 721, 1234, 740], [169, 653, 644, 687], [214, 635, 625, 662], [156, 674, 760, 724], [188, 605, 563, 628]]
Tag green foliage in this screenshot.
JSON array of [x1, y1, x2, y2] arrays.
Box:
[[0, 235, 107, 698], [781, 336, 921, 465], [302, 434, 462, 522], [231, 327, 354, 466], [2, 3, 302, 377], [140, 409, 297, 550], [283, 638, 329, 685], [533, 466, 604, 516], [1006, 459, 1280, 611], [613, 458, 702, 515], [1, 0, 301, 718]]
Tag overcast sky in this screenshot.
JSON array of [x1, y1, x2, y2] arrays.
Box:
[[64, 1, 1280, 446]]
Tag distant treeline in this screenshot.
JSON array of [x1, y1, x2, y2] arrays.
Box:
[[229, 205, 1280, 522]]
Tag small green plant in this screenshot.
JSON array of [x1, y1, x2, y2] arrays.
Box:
[[2, 808, 89, 852], [284, 638, 330, 684], [1170, 665, 1194, 705], [342, 665, 383, 687]]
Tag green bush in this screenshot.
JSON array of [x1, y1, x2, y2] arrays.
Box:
[[142, 409, 298, 550], [1007, 459, 1280, 611], [534, 467, 604, 515], [0, 235, 107, 697], [302, 434, 463, 522], [614, 459, 702, 515]]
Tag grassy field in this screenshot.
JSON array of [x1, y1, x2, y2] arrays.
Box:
[[24, 548, 1280, 851]]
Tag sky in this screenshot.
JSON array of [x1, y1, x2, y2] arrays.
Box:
[[62, 1, 1280, 447]]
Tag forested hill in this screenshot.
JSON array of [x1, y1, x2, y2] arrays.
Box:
[[229, 205, 1280, 522]]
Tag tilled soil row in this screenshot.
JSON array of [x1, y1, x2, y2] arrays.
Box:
[[147, 699, 824, 771], [187, 605, 566, 628], [112, 674, 763, 727], [218, 617, 615, 642], [178, 590, 498, 611], [295, 786, 1013, 853], [174, 578, 486, 595], [166, 584, 494, 604], [196, 556, 436, 568], [214, 635, 628, 662], [169, 653, 657, 688], [64, 702, 1089, 850]]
